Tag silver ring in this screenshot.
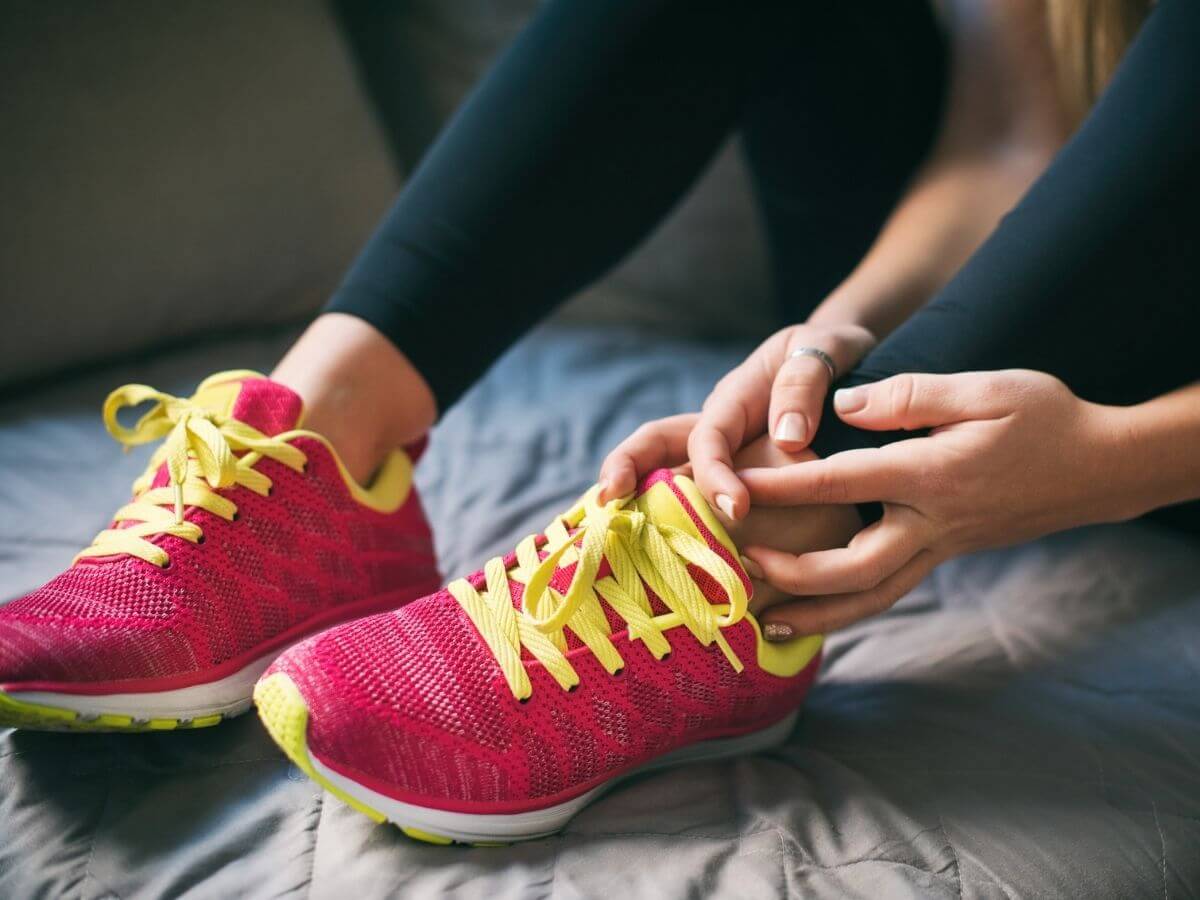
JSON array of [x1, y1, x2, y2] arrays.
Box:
[[788, 347, 837, 381]]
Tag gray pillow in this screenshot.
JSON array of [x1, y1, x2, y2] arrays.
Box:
[[0, 1, 398, 385]]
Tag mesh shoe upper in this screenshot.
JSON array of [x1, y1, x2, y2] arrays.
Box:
[[266, 470, 821, 813], [0, 373, 440, 689]]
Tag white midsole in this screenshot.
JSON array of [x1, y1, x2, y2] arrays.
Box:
[[310, 710, 799, 842], [5, 651, 281, 721]]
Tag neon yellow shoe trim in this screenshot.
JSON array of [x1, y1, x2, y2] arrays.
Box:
[[96, 713, 135, 728], [448, 477, 752, 702], [0, 692, 76, 728], [254, 673, 387, 825], [746, 616, 824, 677], [401, 827, 454, 845], [0, 691, 228, 733], [274, 430, 413, 514]]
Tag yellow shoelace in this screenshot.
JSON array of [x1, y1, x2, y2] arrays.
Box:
[[76, 376, 307, 568], [449, 487, 749, 701]]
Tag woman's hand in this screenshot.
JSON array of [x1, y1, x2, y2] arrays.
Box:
[[600, 322, 875, 508], [597, 412, 865, 624], [740, 370, 1134, 636], [598, 413, 698, 500]]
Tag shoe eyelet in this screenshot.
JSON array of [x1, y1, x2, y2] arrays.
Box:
[[660, 652, 672, 662], [197, 536, 206, 545], [567, 684, 579, 693], [611, 667, 625, 678], [231, 512, 240, 522], [517, 696, 530, 705], [266, 486, 274, 497], [159, 560, 173, 571]]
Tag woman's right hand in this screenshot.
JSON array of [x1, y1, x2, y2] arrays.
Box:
[[678, 322, 875, 518]]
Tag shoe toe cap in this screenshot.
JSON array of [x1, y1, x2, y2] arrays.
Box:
[[264, 594, 516, 805]]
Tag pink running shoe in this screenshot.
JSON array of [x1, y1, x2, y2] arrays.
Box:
[[255, 469, 822, 844], [0, 370, 440, 732]]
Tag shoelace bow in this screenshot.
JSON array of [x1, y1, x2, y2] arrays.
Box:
[[76, 380, 306, 568], [449, 488, 749, 701]]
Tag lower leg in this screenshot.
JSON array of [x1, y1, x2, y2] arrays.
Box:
[[271, 313, 437, 484], [274, 2, 761, 482]]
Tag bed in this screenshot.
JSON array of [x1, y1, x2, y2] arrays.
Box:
[[2, 325, 1198, 898]]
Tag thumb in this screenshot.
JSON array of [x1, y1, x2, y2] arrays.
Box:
[[832, 372, 1012, 431]]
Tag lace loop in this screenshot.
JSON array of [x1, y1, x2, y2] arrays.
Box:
[[448, 487, 748, 701], [76, 381, 306, 567]]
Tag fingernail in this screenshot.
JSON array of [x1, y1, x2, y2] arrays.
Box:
[[715, 493, 737, 519], [834, 388, 866, 413], [763, 622, 795, 642], [739, 554, 765, 579], [774, 412, 808, 444], [596, 478, 610, 499]]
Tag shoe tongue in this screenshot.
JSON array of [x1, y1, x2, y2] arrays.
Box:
[[191, 371, 303, 436], [634, 470, 742, 562], [141, 373, 304, 494]]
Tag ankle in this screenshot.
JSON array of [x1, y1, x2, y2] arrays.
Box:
[[300, 385, 403, 484], [729, 504, 861, 607], [272, 314, 437, 484], [720, 433, 862, 612]]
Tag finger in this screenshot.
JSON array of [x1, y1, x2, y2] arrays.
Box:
[[688, 329, 800, 519], [833, 372, 1018, 432], [598, 414, 698, 503], [769, 325, 876, 453], [760, 550, 938, 637], [738, 447, 915, 506], [690, 367, 772, 520], [768, 353, 832, 452], [743, 508, 928, 597], [687, 417, 748, 521]]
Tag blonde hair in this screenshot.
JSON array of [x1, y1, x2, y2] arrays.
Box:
[[1046, 0, 1153, 125]]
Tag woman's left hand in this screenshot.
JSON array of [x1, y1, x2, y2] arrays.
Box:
[[740, 370, 1133, 635]]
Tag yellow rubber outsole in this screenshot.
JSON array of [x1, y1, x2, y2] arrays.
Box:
[[0, 690, 225, 733], [254, 672, 486, 847]]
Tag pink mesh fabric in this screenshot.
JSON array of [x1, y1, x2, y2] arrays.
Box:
[[227, 377, 304, 436], [0, 378, 440, 689], [266, 468, 821, 814]]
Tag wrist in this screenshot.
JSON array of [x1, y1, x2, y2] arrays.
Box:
[[1085, 400, 1190, 523], [807, 270, 927, 341], [1097, 392, 1200, 521], [806, 295, 878, 336], [1080, 402, 1140, 523]]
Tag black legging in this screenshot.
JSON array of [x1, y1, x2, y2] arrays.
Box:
[[328, 0, 1200, 530]]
